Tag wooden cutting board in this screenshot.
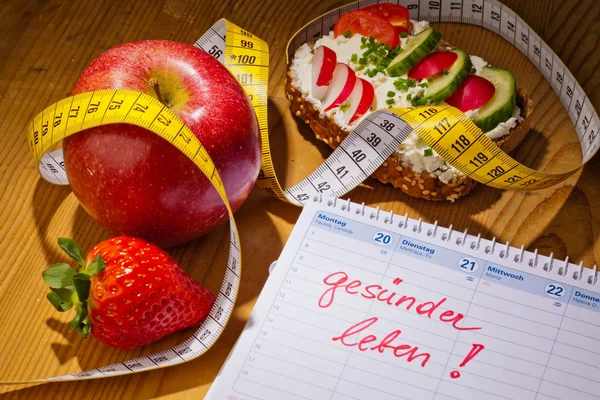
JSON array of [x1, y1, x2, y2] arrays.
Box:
[[0, 0, 598, 398]]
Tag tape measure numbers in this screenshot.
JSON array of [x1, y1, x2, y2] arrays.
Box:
[[16, 0, 600, 384], [17, 21, 251, 384], [271, 0, 600, 202]]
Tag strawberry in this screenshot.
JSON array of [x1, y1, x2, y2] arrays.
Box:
[[42, 236, 215, 349]]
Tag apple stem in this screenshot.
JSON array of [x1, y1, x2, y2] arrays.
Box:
[[149, 79, 170, 107]]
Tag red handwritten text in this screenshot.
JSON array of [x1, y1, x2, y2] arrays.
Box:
[[332, 316, 431, 367], [319, 271, 481, 331]]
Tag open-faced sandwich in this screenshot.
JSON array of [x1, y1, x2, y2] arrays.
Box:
[[286, 4, 533, 201]]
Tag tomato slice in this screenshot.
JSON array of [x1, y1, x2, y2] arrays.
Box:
[[334, 10, 400, 49], [363, 4, 411, 34], [446, 75, 496, 112], [408, 51, 458, 80]]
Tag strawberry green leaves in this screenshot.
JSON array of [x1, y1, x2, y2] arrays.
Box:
[[69, 303, 91, 337], [42, 263, 75, 288], [46, 290, 73, 312], [43, 264, 76, 312], [58, 237, 86, 267], [83, 255, 105, 276], [72, 273, 91, 301], [42, 239, 106, 337]]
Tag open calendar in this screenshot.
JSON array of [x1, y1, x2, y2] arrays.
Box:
[[207, 198, 600, 400]]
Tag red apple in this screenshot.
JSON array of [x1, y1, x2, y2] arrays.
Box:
[[312, 45, 337, 100], [322, 63, 356, 111], [63, 40, 261, 247], [346, 78, 375, 124]]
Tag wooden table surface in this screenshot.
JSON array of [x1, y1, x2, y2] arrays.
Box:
[[1, 0, 599, 398]]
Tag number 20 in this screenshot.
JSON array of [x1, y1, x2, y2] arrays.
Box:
[[373, 232, 392, 246]]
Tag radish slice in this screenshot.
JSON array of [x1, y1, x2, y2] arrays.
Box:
[[346, 78, 375, 124], [408, 51, 458, 80], [312, 46, 337, 100], [322, 63, 357, 111], [446, 75, 496, 112]]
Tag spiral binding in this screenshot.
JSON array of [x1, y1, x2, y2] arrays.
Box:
[[315, 196, 599, 287]]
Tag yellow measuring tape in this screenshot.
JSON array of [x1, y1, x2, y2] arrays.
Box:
[[20, 0, 600, 383]]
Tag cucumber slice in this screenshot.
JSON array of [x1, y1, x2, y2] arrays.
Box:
[[386, 27, 441, 77], [473, 67, 517, 133], [411, 49, 471, 106]]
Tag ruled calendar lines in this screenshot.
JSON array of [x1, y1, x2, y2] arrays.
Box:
[[235, 377, 313, 400], [303, 237, 390, 266], [389, 254, 479, 290], [272, 298, 455, 362], [440, 379, 513, 400], [443, 360, 540, 393], [337, 374, 416, 400], [561, 311, 600, 329], [557, 326, 600, 347], [548, 356, 600, 385], [388, 258, 478, 292], [294, 252, 382, 280], [468, 302, 561, 329], [344, 359, 440, 394], [298, 247, 387, 275], [464, 316, 557, 342], [472, 287, 566, 316], [213, 201, 600, 400], [541, 372, 600, 399], [459, 329, 551, 360], [548, 349, 600, 372], [248, 351, 343, 381], [554, 337, 600, 358]]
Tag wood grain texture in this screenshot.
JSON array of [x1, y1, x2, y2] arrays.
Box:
[[0, 0, 598, 398]]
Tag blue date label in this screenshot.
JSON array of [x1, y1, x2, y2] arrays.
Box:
[[545, 283, 565, 298], [458, 257, 479, 273], [373, 232, 393, 246]]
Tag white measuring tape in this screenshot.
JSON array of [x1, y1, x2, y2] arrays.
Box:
[[10, 0, 599, 385], [253, 0, 599, 203]]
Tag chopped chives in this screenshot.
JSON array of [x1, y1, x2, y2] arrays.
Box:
[[400, 32, 408, 38], [343, 30, 352, 38], [424, 148, 433, 156], [387, 91, 396, 97], [386, 98, 395, 105], [351, 54, 358, 62]]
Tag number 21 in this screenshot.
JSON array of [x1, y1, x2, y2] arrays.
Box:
[[458, 257, 478, 272]]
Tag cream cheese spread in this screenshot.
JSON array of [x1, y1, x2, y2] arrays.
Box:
[[289, 20, 523, 184]]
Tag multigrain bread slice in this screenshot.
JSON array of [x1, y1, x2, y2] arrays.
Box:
[[285, 41, 534, 201]]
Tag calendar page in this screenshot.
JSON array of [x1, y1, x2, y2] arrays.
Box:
[[207, 199, 600, 400]]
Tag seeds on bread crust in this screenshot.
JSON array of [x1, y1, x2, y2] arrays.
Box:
[[285, 74, 532, 201]]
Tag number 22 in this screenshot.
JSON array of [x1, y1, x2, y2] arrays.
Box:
[[545, 283, 564, 298]]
